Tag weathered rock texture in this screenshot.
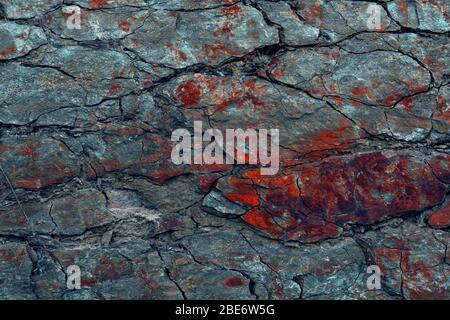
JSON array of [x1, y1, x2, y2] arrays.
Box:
[[0, 0, 448, 300]]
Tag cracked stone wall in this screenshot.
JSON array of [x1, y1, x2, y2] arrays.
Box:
[[0, 0, 448, 300]]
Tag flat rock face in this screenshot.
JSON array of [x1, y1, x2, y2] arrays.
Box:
[[0, 22, 47, 60], [122, 4, 279, 68], [0, 64, 85, 125], [0, 0, 448, 300], [359, 222, 449, 299], [270, 49, 431, 106], [387, 0, 449, 32], [0, 0, 60, 19], [208, 152, 447, 242]]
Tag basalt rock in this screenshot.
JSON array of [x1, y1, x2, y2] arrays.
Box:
[[0, 0, 448, 300]]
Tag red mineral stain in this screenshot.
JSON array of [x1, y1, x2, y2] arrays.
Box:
[[15, 179, 41, 189], [351, 86, 372, 99], [215, 0, 237, 4], [18, 143, 41, 160], [212, 22, 234, 37], [429, 155, 450, 183], [298, 153, 447, 226], [94, 257, 132, 282], [305, 2, 322, 23], [269, 58, 285, 78], [435, 94, 450, 124], [148, 161, 188, 185], [303, 123, 357, 157], [223, 276, 245, 287], [398, 0, 408, 15], [109, 83, 123, 94], [165, 44, 188, 62], [428, 204, 450, 228], [408, 287, 449, 300], [0, 46, 17, 59], [297, 219, 340, 242], [220, 5, 242, 18], [81, 277, 98, 287], [118, 20, 131, 32], [398, 96, 415, 111], [242, 208, 283, 238], [224, 177, 260, 206], [0, 247, 28, 267], [117, 126, 144, 137], [198, 174, 221, 193], [176, 79, 202, 108], [90, 0, 108, 9], [374, 248, 401, 274]]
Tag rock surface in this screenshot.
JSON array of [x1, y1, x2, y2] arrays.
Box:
[[0, 0, 448, 300]]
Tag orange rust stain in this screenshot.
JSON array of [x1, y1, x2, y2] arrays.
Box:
[[306, 124, 356, 155], [202, 39, 242, 63], [398, 96, 415, 111], [243, 208, 274, 231], [226, 193, 259, 206]]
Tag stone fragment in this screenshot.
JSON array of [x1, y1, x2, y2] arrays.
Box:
[[0, 63, 84, 125], [360, 222, 449, 299], [387, 0, 449, 32], [0, 243, 34, 299], [258, 1, 319, 46], [289, 0, 398, 42], [35, 46, 136, 105], [210, 152, 447, 242], [0, 22, 47, 60], [0, 136, 80, 190], [46, 7, 150, 41], [270, 49, 431, 106], [123, 4, 279, 68], [0, 0, 60, 19]]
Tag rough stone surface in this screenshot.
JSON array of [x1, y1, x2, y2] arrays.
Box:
[[0, 0, 448, 300]]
